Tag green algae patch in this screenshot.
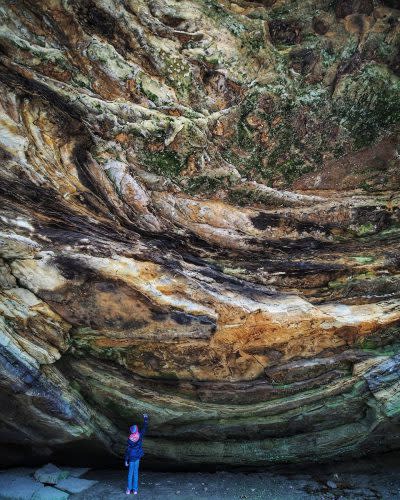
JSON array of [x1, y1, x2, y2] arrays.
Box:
[[184, 175, 230, 195], [354, 223, 375, 237], [263, 157, 315, 186], [357, 324, 400, 355], [351, 256, 375, 265], [328, 277, 348, 289], [203, 0, 247, 37], [375, 224, 400, 239], [333, 63, 400, 149], [69, 333, 127, 367], [144, 150, 186, 178]]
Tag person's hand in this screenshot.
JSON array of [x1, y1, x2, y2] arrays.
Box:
[[125, 461, 128, 467]]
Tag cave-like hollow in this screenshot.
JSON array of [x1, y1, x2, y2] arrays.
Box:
[[0, 0, 399, 469]]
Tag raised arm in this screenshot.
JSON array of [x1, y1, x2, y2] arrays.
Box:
[[141, 413, 149, 437]]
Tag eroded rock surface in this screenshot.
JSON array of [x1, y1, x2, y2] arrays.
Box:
[[0, 0, 399, 467]]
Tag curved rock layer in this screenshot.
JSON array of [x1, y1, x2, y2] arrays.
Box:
[[0, 0, 400, 467]]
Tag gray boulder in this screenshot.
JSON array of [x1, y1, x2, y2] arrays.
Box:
[[0, 475, 43, 500], [34, 464, 69, 485], [56, 477, 98, 494], [32, 486, 69, 500], [61, 467, 91, 478]]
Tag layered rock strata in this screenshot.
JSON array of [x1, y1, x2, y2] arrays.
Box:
[[0, 0, 399, 467]]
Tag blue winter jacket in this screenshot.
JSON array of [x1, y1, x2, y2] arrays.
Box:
[[124, 416, 148, 462]]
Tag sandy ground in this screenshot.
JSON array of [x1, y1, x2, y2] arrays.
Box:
[[71, 453, 400, 500]]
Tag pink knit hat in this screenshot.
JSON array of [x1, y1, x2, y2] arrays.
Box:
[[129, 424, 140, 443]]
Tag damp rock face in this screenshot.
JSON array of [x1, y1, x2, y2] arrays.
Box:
[[0, 0, 400, 467]]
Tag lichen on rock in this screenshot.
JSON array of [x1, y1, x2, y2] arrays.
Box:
[[0, 0, 399, 467]]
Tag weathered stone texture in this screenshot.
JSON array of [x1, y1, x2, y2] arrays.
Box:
[[0, 0, 399, 467]]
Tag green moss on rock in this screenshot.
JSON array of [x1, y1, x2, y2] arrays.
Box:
[[184, 175, 229, 195], [144, 150, 186, 178], [333, 63, 400, 149]]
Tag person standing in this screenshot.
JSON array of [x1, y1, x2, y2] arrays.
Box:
[[125, 413, 149, 495]]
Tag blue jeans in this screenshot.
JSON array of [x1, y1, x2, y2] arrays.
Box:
[[127, 459, 140, 491]]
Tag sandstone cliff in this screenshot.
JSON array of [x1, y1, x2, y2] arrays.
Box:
[[0, 0, 399, 467]]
